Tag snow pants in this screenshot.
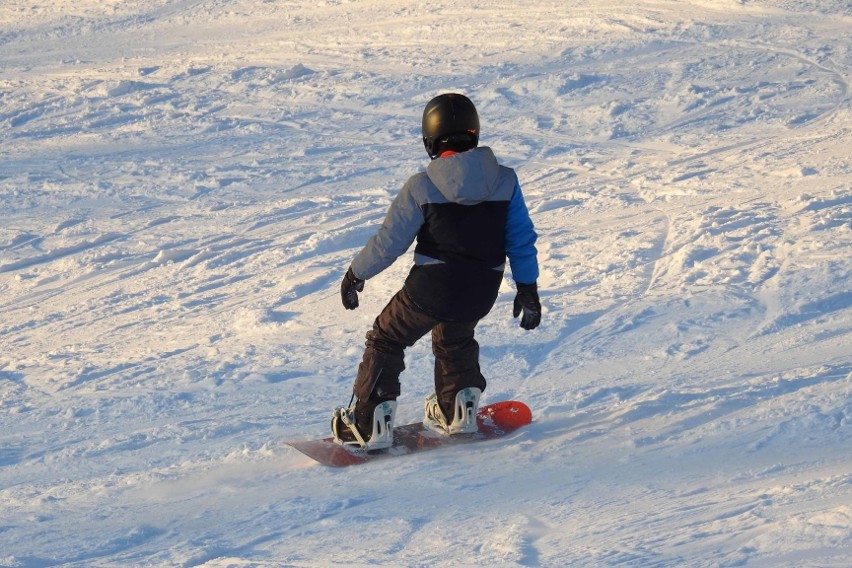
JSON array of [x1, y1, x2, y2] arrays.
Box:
[[352, 289, 487, 414]]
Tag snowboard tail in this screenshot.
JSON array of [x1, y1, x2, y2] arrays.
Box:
[[287, 400, 531, 467]]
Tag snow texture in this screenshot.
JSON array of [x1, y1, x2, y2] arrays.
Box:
[[1, 0, 850, 566]]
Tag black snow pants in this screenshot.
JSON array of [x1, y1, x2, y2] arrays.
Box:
[[352, 289, 487, 415]]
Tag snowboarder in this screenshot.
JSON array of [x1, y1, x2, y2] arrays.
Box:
[[332, 93, 541, 450]]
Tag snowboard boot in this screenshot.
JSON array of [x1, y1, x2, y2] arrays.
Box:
[[331, 398, 396, 450], [423, 387, 481, 435]]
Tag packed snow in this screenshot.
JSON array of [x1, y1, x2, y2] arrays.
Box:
[[1, 0, 850, 566]]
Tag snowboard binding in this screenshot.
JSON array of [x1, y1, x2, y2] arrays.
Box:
[[423, 387, 481, 435], [331, 400, 396, 451]]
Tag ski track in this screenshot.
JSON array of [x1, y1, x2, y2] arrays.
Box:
[[1, 0, 851, 566]]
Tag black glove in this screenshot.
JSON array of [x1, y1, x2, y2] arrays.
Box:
[[341, 267, 365, 310], [513, 282, 541, 330]]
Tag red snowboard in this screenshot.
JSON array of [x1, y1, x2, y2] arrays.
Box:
[[287, 400, 532, 467]]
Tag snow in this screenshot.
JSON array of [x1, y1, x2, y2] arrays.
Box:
[[0, 0, 850, 565]]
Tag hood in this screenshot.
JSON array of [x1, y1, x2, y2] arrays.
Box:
[[425, 147, 501, 205]]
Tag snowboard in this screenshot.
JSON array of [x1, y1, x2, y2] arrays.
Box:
[[287, 400, 532, 467]]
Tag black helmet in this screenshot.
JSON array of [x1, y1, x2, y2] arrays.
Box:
[[421, 93, 480, 159]]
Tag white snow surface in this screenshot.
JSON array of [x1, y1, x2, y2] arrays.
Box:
[[1, 0, 851, 566]]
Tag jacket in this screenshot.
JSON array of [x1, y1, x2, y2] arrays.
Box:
[[351, 147, 538, 321]]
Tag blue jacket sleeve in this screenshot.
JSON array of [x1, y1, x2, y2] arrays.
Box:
[[505, 181, 539, 285]]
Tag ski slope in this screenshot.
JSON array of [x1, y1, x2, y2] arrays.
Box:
[[1, 0, 850, 566]]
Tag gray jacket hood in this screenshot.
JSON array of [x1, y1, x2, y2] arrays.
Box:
[[425, 147, 501, 205]]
